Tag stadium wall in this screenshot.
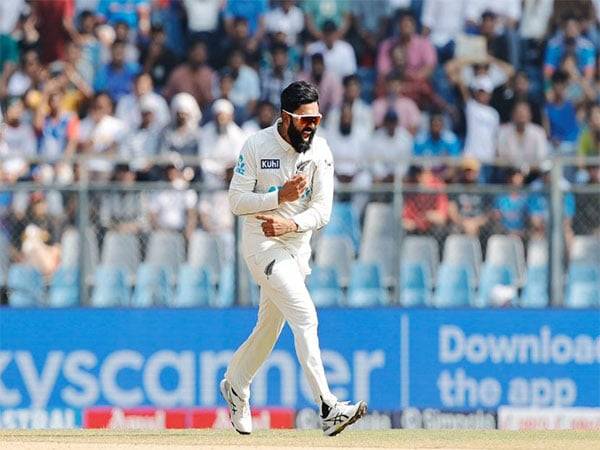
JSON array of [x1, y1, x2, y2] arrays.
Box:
[[0, 308, 598, 429]]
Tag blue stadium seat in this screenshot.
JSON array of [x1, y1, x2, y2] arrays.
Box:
[[323, 202, 361, 251], [307, 266, 344, 307], [565, 283, 600, 308], [7, 264, 44, 307], [214, 265, 235, 308], [347, 262, 387, 307], [432, 264, 473, 308], [49, 266, 80, 307], [131, 264, 172, 307], [91, 265, 131, 307], [565, 264, 600, 308], [520, 266, 549, 308], [400, 262, 431, 307], [474, 265, 515, 308], [173, 265, 213, 307], [315, 235, 355, 287]]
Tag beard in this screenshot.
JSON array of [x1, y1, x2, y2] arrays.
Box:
[[287, 120, 316, 153]]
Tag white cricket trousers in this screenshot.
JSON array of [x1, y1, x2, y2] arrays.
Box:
[[224, 246, 337, 406]]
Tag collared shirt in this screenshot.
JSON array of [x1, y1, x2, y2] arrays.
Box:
[[306, 40, 357, 79], [497, 123, 549, 167], [421, 0, 466, 47], [544, 33, 596, 75], [228, 120, 334, 273], [260, 68, 295, 110], [377, 35, 437, 79]]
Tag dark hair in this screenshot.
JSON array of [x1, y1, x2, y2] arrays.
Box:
[[280, 81, 319, 113], [342, 74, 359, 87], [271, 42, 288, 54], [322, 19, 337, 33], [311, 52, 324, 64], [257, 100, 275, 110], [481, 10, 497, 20], [551, 69, 569, 85], [396, 8, 415, 22]]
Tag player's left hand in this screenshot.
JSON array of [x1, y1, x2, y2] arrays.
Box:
[[256, 214, 298, 237]]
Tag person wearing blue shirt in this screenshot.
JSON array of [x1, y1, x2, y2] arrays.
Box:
[[544, 70, 580, 145], [94, 40, 140, 103], [413, 112, 462, 157], [493, 168, 529, 237], [224, 0, 268, 37], [544, 16, 596, 81], [528, 167, 575, 239], [98, 0, 150, 33]]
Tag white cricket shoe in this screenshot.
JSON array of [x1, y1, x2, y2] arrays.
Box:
[[321, 400, 368, 436], [220, 378, 252, 434]]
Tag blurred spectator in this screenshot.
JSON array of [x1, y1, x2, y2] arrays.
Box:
[[414, 112, 461, 157], [377, 10, 437, 82], [99, 163, 146, 233], [94, 40, 140, 102], [346, 0, 392, 68], [211, 69, 246, 124], [116, 72, 169, 130], [492, 71, 543, 125], [421, 0, 466, 62], [303, 0, 351, 40], [445, 54, 514, 95], [119, 93, 163, 164], [492, 167, 528, 237], [159, 92, 202, 156], [372, 73, 421, 134], [218, 16, 261, 69], [35, 86, 80, 162], [449, 158, 489, 237], [528, 165, 575, 241], [264, 0, 304, 46], [578, 104, 600, 157], [62, 40, 95, 99], [97, 0, 150, 37], [163, 41, 214, 111], [472, 10, 511, 64], [139, 23, 179, 89], [107, 20, 140, 64], [544, 14, 596, 81], [182, 0, 222, 48], [0, 1, 26, 36], [242, 100, 275, 134], [452, 74, 499, 175], [200, 99, 245, 181], [2, 97, 37, 162], [544, 70, 580, 148], [3, 50, 46, 99], [224, 0, 268, 39], [306, 20, 357, 79], [218, 48, 260, 120], [78, 92, 127, 178], [148, 164, 197, 238], [403, 165, 449, 235], [297, 53, 343, 116], [32, 0, 78, 64], [77, 10, 103, 79], [498, 101, 549, 169], [260, 43, 294, 110], [324, 102, 368, 182], [326, 74, 373, 137], [520, 0, 553, 42], [369, 110, 413, 182]]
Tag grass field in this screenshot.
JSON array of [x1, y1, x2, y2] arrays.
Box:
[[1, 429, 600, 450]]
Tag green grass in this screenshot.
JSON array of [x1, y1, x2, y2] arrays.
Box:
[[2, 429, 600, 449]]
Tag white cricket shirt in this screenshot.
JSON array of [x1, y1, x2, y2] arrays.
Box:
[[229, 119, 335, 273]]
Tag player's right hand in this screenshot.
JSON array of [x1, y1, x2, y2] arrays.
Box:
[[278, 174, 307, 204]]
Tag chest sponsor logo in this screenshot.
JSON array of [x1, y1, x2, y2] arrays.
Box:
[[261, 159, 280, 169]]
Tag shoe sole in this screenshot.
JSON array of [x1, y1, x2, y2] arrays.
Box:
[[219, 379, 251, 435], [325, 401, 368, 437]]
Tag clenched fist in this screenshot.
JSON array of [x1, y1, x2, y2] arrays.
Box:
[[278, 174, 307, 204], [256, 214, 298, 237]]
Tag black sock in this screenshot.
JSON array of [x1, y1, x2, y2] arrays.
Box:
[[320, 396, 331, 417]]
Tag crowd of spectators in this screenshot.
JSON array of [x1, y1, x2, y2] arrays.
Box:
[[1, 0, 599, 278]]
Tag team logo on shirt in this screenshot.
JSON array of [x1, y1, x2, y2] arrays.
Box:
[[261, 159, 280, 169]]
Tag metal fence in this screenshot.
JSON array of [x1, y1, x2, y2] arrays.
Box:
[[0, 156, 598, 307]]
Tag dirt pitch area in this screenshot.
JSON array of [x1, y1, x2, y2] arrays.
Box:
[[2, 429, 600, 450]]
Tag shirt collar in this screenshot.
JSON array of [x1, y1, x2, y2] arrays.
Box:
[[273, 118, 295, 153]]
